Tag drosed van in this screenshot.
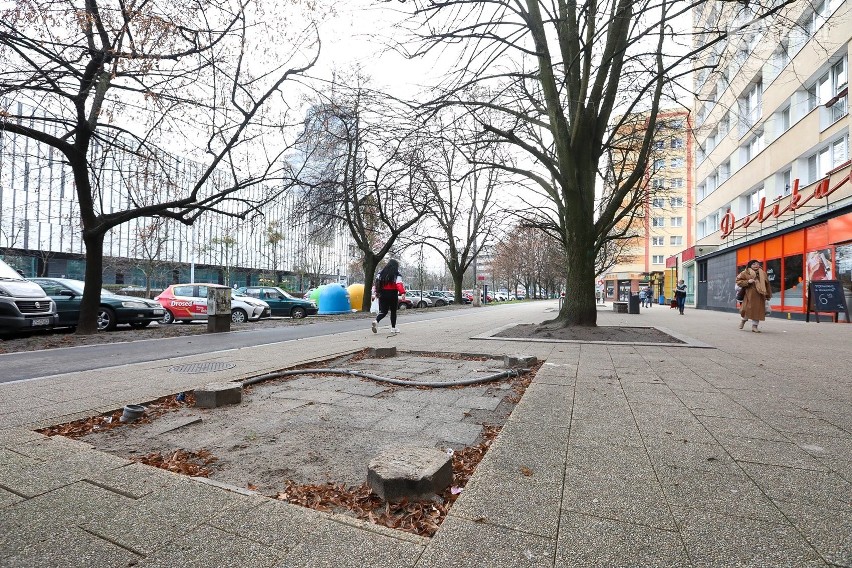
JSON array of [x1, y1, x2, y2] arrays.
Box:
[[0, 258, 58, 336]]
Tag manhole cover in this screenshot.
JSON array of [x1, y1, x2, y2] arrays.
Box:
[[169, 362, 237, 374]]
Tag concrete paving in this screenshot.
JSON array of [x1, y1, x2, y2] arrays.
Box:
[[0, 301, 850, 567]]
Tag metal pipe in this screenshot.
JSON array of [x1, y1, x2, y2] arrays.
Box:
[[241, 367, 527, 389]]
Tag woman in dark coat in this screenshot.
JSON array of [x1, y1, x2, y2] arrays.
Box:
[[736, 259, 772, 332]]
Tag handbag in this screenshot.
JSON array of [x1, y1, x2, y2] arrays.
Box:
[[736, 286, 745, 302], [765, 299, 772, 315]]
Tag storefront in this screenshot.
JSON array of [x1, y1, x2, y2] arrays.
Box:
[[665, 248, 698, 306], [696, 206, 852, 319]]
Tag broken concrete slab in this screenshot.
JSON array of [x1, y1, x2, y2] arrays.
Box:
[[367, 446, 452, 502], [504, 355, 538, 368], [195, 382, 242, 409]]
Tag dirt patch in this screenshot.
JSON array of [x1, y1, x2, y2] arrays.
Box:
[[494, 323, 685, 344], [41, 351, 540, 538]]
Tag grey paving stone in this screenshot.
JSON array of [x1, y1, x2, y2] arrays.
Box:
[[695, 415, 788, 442], [85, 462, 191, 499], [772, 499, 852, 567], [372, 414, 431, 435], [644, 439, 740, 476], [0, 427, 44, 447], [659, 468, 781, 522], [725, 438, 831, 471], [569, 418, 645, 448], [138, 524, 285, 567], [509, 383, 573, 426], [1, 526, 140, 568], [9, 434, 95, 461], [415, 404, 468, 422], [427, 421, 483, 446], [82, 480, 246, 554], [0, 447, 128, 498], [555, 512, 690, 567], [416, 514, 554, 568], [450, 453, 564, 538], [453, 395, 502, 411], [562, 465, 676, 530], [738, 462, 851, 511], [671, 506, 827, 567], [0, 486, 24, 508]]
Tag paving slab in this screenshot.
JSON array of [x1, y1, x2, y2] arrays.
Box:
[[138, 524, 285, 567]]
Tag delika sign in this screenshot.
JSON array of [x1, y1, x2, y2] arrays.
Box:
[[720, 173, 851, 238]]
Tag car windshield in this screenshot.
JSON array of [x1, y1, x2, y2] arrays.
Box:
[[51, 279, 115, 297], [0, 261, 23, 279]]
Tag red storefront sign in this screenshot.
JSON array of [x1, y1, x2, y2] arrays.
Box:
[[720, 172, 851, 238]]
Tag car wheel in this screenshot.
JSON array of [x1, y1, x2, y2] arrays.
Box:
[[291, 306, 306, 319], [161, 310, 175, 324], [97, 307, 118, 331], [435, 299, 446, 307], [231, 308, 248, 323], [417, 301, 427, 308], [398, 302, 408, 310], [129, 321, 152, 329]]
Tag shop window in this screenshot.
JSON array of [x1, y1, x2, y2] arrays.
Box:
[[806, 248, 833, 281], [783, 255, 804, 307], [765, 258, 782, 305], [835, 243, 852, 307]]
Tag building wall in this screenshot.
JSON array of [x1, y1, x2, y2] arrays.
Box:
[[0, 102, 352, 288]]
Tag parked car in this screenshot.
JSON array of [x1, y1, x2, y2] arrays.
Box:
[[405, 290, 434, 308], [426, 291, 454, 306], [493, 291, 509, 302], [155, 284, 269, 324], [31, 278, 164, 331], [0, 259, 58, 336], [235, 286, 317, 318], [398, 295, 414, 310]]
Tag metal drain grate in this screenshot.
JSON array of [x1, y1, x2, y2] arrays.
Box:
[[168, 361, 237, 374]]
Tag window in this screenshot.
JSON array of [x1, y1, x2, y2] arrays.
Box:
[[741, 81, 763, 133], [807, 135, 850, 182], [748, 187, 766, 213], [744, 131, 765, 162], [671, 217, 684, 228], [655, 140, 665, 149], [670, 197, 684, 207], [828, 57, 848, 122], [719, 161, 731, 183], [652, 198, 666, 208], [671, 138, 684, 149], [670, 157, 684, 168], [653, 159, 666, 170], [697, 219, 707, 239], [669, 119, 684, 129], [669, 178, 684, 189], [781, 169, 792, 196], [652, 217, 665, 227], [779, 106, 791, 132], [652, 255, 665, 264], [652, 236, 665, 246], [697, 183, 706, 201], [651, 178, 665, 189], [670, 236, 683, 246]]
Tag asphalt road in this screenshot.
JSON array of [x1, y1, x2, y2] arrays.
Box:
[[0, 309, 463, 384]]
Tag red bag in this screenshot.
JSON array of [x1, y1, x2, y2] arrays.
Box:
[[670, 299, 677, 309]]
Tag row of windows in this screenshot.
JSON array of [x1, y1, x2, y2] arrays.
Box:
[[651, 197, 685, 207], [651, 236, 684, 246], [650, 179, 684, 190], [651, 217, 684, 228], [652, 158, 685, 170], [654, 138, 684, 150]]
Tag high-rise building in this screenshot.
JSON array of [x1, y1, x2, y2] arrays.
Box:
[[601, 109, 694, 303], [690, 0, 851, 318]]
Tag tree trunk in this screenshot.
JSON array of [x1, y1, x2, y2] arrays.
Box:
[[361, 255, 379, 311], [77, 232, 105, 335], [555, 233, 598, 326], [450, 269, 464, 305]]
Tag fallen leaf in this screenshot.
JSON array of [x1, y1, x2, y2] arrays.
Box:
[[520, 466, 533, 477]]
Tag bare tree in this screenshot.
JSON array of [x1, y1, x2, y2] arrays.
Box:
[[396, 0, 794, 325], [418, 110, 507, 305], [133, 217, 171, 297], [0, 0, 322, 333], [298, 75, 428, 310]]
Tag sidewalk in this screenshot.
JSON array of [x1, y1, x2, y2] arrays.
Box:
[[1, 302, 850, 567]]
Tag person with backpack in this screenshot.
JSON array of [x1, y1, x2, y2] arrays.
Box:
[[371, 259, 405, 335]]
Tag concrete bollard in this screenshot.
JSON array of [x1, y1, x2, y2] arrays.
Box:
[[194, 382, 242, 408], [369, 347, 397, 359], [504, 355, 537, 368], [367, 446, 453, 502]]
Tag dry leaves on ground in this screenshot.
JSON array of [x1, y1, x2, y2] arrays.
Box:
[[274, 424, 502, 538], [134, 449, 218, 477]]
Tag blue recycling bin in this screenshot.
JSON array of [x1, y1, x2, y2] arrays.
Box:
[[317, 284, 351, 315]]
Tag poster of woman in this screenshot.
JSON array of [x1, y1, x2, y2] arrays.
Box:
[[806, 249, 832, 282]]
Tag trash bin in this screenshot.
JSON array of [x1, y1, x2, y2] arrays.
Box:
[[628, 293, 641, 315]]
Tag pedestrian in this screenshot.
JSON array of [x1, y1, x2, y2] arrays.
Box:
[[638, 287, 647, 308], [595, 289, 602, 304], [645, 286, 654, 307], [371, 259, 405, 335], [736, 259, 772, 332], [675, 279, 687, 315]]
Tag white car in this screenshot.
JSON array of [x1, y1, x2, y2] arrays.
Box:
[[493, 292, 509, 301], [155, 283, 270, 324]]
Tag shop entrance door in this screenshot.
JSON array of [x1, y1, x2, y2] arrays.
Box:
[[617, 280, 632, 301]]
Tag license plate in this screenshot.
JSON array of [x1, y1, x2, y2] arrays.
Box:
[[31, 318, 51, 327], [153, 309, 164, 315]]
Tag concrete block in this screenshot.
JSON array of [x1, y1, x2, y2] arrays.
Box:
[[195, 382, 242, 408], [369, 347, 397, 358], [504, 355, 537, 368], [367, 446, 452, 502]]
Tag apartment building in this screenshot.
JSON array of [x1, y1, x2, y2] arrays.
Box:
[[602, 109, 694, 303], [690, 0, 851, 318]]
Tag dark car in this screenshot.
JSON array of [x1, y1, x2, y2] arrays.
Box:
[[31, 278, 165, 331], [426, 291, 455, 306], [235, 286, 318, 318]]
